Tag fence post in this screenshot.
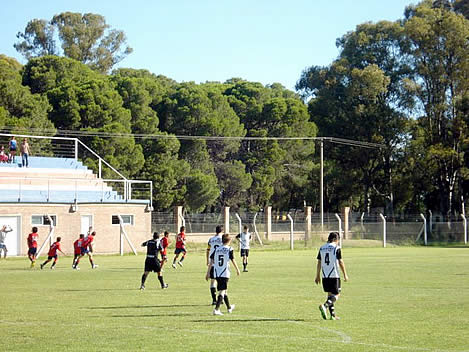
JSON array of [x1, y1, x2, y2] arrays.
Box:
[[379, 213, 386, 248], [265, 206, 272, 240], [342, 207, 350, 239], [335, 213, 343, 248], [252, 212, 263, 246], [461, 214, 467, 245], [287, 213, 294, 250], [74, 138, 78, 161], [224, 207, 230, 234], [235, 213, 242, 236], [174, 206, 184, 233], [420, 213, 427, 246], [429, 210, 432, 236], [304, 206, 311, 243]]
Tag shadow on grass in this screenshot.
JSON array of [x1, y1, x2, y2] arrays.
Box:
[[60, 289, 137, 292], [112, 313, 197, 318], [87, 304, 208, 309], [192, 318, 305, 323]]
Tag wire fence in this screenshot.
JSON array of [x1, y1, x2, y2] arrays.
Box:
[[151, 209, 469, 247]]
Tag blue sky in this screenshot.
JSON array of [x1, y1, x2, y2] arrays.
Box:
[[0, 0, 415, 90]]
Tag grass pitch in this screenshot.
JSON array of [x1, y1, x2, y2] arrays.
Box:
[[1, 246, 468, 351]]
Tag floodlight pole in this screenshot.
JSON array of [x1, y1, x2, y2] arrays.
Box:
[[320, 139, 324, 230]]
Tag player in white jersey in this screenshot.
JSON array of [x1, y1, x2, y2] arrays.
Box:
[[315, 232, 349, 320], [206, 225, 224, 304], [0, 225, 13, 258], [206, 234, 240, 315], [236, 225, 251, 272]]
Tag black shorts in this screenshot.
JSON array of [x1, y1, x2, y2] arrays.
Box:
[[28, 248, 37, 256], [322, 278, 341, 295], [47, 255, 57, 260], [174, 248, 186, 255], [144, 257, 161, 272], [240, 249, 249, 257], [209, 266, 215, 280], [216, 277, 229, 291]]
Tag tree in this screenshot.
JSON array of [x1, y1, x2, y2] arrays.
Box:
[[402, 2, 469, 215], [21, 56, 144, 178], [0, 55, 56, 152], [14, 19, 57, 59], [15, 12, 132, 73]]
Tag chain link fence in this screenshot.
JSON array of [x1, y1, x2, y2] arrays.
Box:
[[152, 209, 468, 248]]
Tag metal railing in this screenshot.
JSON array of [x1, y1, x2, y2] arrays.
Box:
[[0, 133, 152, 207]]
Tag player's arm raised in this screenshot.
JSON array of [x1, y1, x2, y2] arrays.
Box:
[[314, 260, 321, 285]]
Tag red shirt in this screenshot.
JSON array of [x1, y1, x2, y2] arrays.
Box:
[[27, 233, 39, 248], [161, 237, 169, 254], [175, 232, 185, 249], [48, 242, 61, 256], [74, 239, 84, 254], [82, 235, 94, 248]]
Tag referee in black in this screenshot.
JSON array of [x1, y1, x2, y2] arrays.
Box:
[[140, 232, 168, 290]]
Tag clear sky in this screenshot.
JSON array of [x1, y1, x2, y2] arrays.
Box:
[[0, 0, 416, 91]]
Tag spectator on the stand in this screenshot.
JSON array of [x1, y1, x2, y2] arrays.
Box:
[[9, 136, 17, 164], [0, 146, 8, 163], [21, 138, 30, 168]]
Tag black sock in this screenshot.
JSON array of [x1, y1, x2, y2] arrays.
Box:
[[325, 295, 336, 307], [141, 274, 147, 286], [243, 263, 246, 270], [215, 294, 223, 310], [158, 275, 164, 287], [180, 256, 185, 262], [210, 287, 217, 302], [329, 304, 335, 317], [224, 295, 231, 309]]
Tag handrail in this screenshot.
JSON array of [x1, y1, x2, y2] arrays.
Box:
[[76, 139, 127, 180]]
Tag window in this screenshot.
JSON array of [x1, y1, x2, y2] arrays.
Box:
[[112, 215, 134, 225], [32, 215, 57, 226]]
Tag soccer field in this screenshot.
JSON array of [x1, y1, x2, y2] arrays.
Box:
[[1, 247, 468, 352]]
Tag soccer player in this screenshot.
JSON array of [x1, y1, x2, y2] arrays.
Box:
[[0, 224, 13, 259], [140, 232, 168, 290], [236, 225, 251, 272], [207, 225, 224, 304], [40, 237, 65, 269], [160, 231, 171, 270], [27, 227, 39, 268], [315, 232, 349, 320], [205, 234, 240, 315], [172, 226, 186, 268], [72, 234, 85, 269], [73, 231, 98, 269]]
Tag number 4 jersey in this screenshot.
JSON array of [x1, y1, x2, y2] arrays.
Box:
[[317, 242, 342, 279], [210, 245, 234, 278]]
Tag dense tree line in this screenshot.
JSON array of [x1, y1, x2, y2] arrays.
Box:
[[1, 1, 468, 217]]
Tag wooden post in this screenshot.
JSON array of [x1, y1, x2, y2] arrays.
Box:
[[305, 206, 312, 241], [174, 206, 183, 233], [342, 207, 350, 239]]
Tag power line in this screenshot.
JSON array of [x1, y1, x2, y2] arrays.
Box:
[[0, 126, 385, 148]]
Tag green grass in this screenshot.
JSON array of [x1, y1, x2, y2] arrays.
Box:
[[1, 247, 468, 351]]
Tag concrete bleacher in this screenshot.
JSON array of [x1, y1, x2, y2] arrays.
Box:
[[0, 156, 128, 203]]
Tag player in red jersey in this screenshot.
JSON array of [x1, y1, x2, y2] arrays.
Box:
[[72, 234, 85, 270], [172, 226, 186, 268], [40, 237, 65, 269], [73, 231, 98, 269], [160, 231, 171, 270], [27, 227, 39, 268]]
